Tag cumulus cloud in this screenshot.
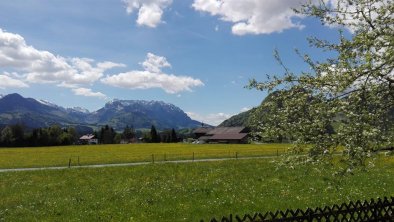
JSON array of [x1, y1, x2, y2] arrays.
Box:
[[193, 0, 388, 35], [0, 29, 202, 98], [102, 53, 204, 94], [102, 71, 204, 94], [0, 28, 125, 97], [0, 73, 28, 89], [0, 29, 72, 82], [71, 87, 107, 99], [24, 56, 125, 85], [192, 0, 307, 35], [123, 0, 173, 28], [0, 28, 125, 85], [141, 53, 171, 73]]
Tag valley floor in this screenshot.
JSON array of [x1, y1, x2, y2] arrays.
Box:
[[0, 143, 289, 169], [1, 156, 393, 221]]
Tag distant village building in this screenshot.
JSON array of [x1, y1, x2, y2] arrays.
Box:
[[193, 127, 249, 144], [79, 134, 98, 145]]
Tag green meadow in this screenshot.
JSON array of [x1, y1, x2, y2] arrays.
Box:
[[0, 144, 392, 221], [0, 157, 393, 222], [0, 143, 290, 169]]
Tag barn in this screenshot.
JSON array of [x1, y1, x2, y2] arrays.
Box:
[[193, 127, 249, 144]]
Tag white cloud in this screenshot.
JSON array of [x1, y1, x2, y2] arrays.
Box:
[[66, 58, 125, 84], [123, 0, 172, 28], [71, 87, 107, 99], [186, 111, 233, 126], [240, 107, 251, 112], [102, 71, 203, 94], [193, 0, 389, 35], [0, 28, 125, 85], [0, 73, 28, 89], [187, 106, 253, 125], [0, 28, 125, 97], [102, 53, 204, 94], [97, 61, 127, 70], [323, 0, 389, 33], [0, 29, 73, 82], [56, 82, 81, 89], [192, 0, 307, 35], [141, 53, 171, 73], [24, 57, 125, 85]]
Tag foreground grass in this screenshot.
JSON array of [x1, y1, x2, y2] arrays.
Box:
[[0, 143, 290, 169], [0, 157, 393, 222]]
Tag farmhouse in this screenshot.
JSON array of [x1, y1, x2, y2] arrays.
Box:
[[79, 134, 98, 145], [193, 127, 249, 144], [193, 127, 213, 138]]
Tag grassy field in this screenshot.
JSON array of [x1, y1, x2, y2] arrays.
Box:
[[0, 157, 393, 221], [0, 143, 290, 169]]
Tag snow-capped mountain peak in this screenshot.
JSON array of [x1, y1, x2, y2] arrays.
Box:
[[37, 99, 60, 108], [70, 107, 90, 114]]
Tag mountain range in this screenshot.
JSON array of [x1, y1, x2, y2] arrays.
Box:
[[0, 93, 202, 130]]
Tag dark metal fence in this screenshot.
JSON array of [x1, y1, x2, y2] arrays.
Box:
[[203, 197, 393, 222]]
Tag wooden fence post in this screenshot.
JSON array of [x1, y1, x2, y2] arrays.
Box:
[[68, 158, 71, 168], [152, 154, 155, 163]]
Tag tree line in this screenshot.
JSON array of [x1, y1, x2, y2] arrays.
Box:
[[0, 124, 78, 147], [0, 124, 182, 147], [98, 125, 179, 144]]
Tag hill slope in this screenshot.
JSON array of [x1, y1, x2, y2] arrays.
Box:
[[0, 93, 87, 128], [219, 91, 394, 133], [217, 92, 280, 127]]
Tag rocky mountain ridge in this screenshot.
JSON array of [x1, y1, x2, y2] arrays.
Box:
[[0, 93, 201, 130]]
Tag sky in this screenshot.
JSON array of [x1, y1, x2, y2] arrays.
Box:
[[0, 0, 343, 125]]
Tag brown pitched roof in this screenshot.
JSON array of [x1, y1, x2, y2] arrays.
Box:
[[207, 127, 245, 135], [197, 136, 212, 141], [193, 127, 214, 134], [209, 133, 248, 140]]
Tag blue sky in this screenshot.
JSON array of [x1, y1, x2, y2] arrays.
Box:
[[0, 0, 341, 125]]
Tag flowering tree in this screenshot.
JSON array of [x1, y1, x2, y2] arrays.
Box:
[[248, 0, 393, 170]]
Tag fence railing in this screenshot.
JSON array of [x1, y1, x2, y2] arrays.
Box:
[[66, 150, 285, 167], [203, 197, 394, 222]]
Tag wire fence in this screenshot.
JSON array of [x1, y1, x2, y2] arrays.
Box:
[[66, 149, 287, 167]]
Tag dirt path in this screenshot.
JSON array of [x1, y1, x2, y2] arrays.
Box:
[[0, 156, 277, 173]]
